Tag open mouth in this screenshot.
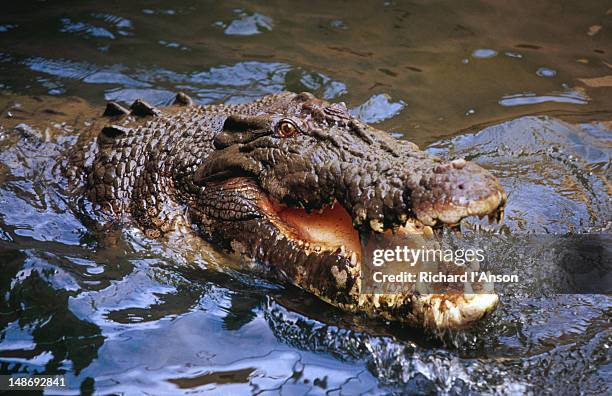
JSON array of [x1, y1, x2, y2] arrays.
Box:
[[215, 175, 506, 330], [258, 186, 506, 263], [262, 199, 362, 262]]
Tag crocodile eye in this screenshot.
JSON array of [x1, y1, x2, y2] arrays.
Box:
[[276, 119, 298, 138]]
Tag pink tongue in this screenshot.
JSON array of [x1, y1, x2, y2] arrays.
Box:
[[277, 203, 361, 256]]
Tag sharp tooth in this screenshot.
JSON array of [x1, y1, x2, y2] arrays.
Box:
[[423, 225, 434, 238], [350, 252, 358, 265], [314, 245, 322, 253], [369, 219, 384, 233], [354, 209, 367, 225], [357, 208, 367, 220]]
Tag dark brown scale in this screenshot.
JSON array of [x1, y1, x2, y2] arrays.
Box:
[[103, 101, 130, 117], [130, 99, 160, 117], [173, 92, 194, 106]]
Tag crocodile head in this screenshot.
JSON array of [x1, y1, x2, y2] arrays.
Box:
[[187, 92, 506, 330]]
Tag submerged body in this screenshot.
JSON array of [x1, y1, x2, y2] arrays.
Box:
[[69, 92, 506, 330]]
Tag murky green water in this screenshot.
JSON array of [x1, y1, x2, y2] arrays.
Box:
[[0, 1, 610, 394]]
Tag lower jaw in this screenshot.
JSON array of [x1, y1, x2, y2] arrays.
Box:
[[241, 219, 499, 330]]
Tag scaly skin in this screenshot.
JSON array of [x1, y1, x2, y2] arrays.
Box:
[[72, 91, 506, 330]]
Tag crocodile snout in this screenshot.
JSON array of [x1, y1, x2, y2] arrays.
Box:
[[411, 159, 506, 227]]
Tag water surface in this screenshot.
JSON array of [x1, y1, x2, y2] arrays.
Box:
[[0, 1, 610, 394]]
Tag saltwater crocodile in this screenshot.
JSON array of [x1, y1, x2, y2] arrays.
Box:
[[68, 91, 506, 330]]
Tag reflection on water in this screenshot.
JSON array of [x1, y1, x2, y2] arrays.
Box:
[[0, 0, 611, 394], [498, 90, 589, 107], [349, 94, 406, 124], [215, 10, 274, 37], [1, 0, 612, 144], [17, 56, 349, 109]]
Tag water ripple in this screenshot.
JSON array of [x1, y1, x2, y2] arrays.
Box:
[[59, 13, 133, 40], [60, 18, 116, 40], [0, 24, 18, 33], [471, 48, 498, 58], [350, 94, 405, 123], [18, 56, 348, 105], [215, 10, 273, 36], [499, 90, 589, 106]]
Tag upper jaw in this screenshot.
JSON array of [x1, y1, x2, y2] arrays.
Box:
[[197, 151, 507, 234], [338, 158, 507, 233]]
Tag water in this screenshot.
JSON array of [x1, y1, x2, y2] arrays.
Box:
[[0, 1, 611, 394]]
